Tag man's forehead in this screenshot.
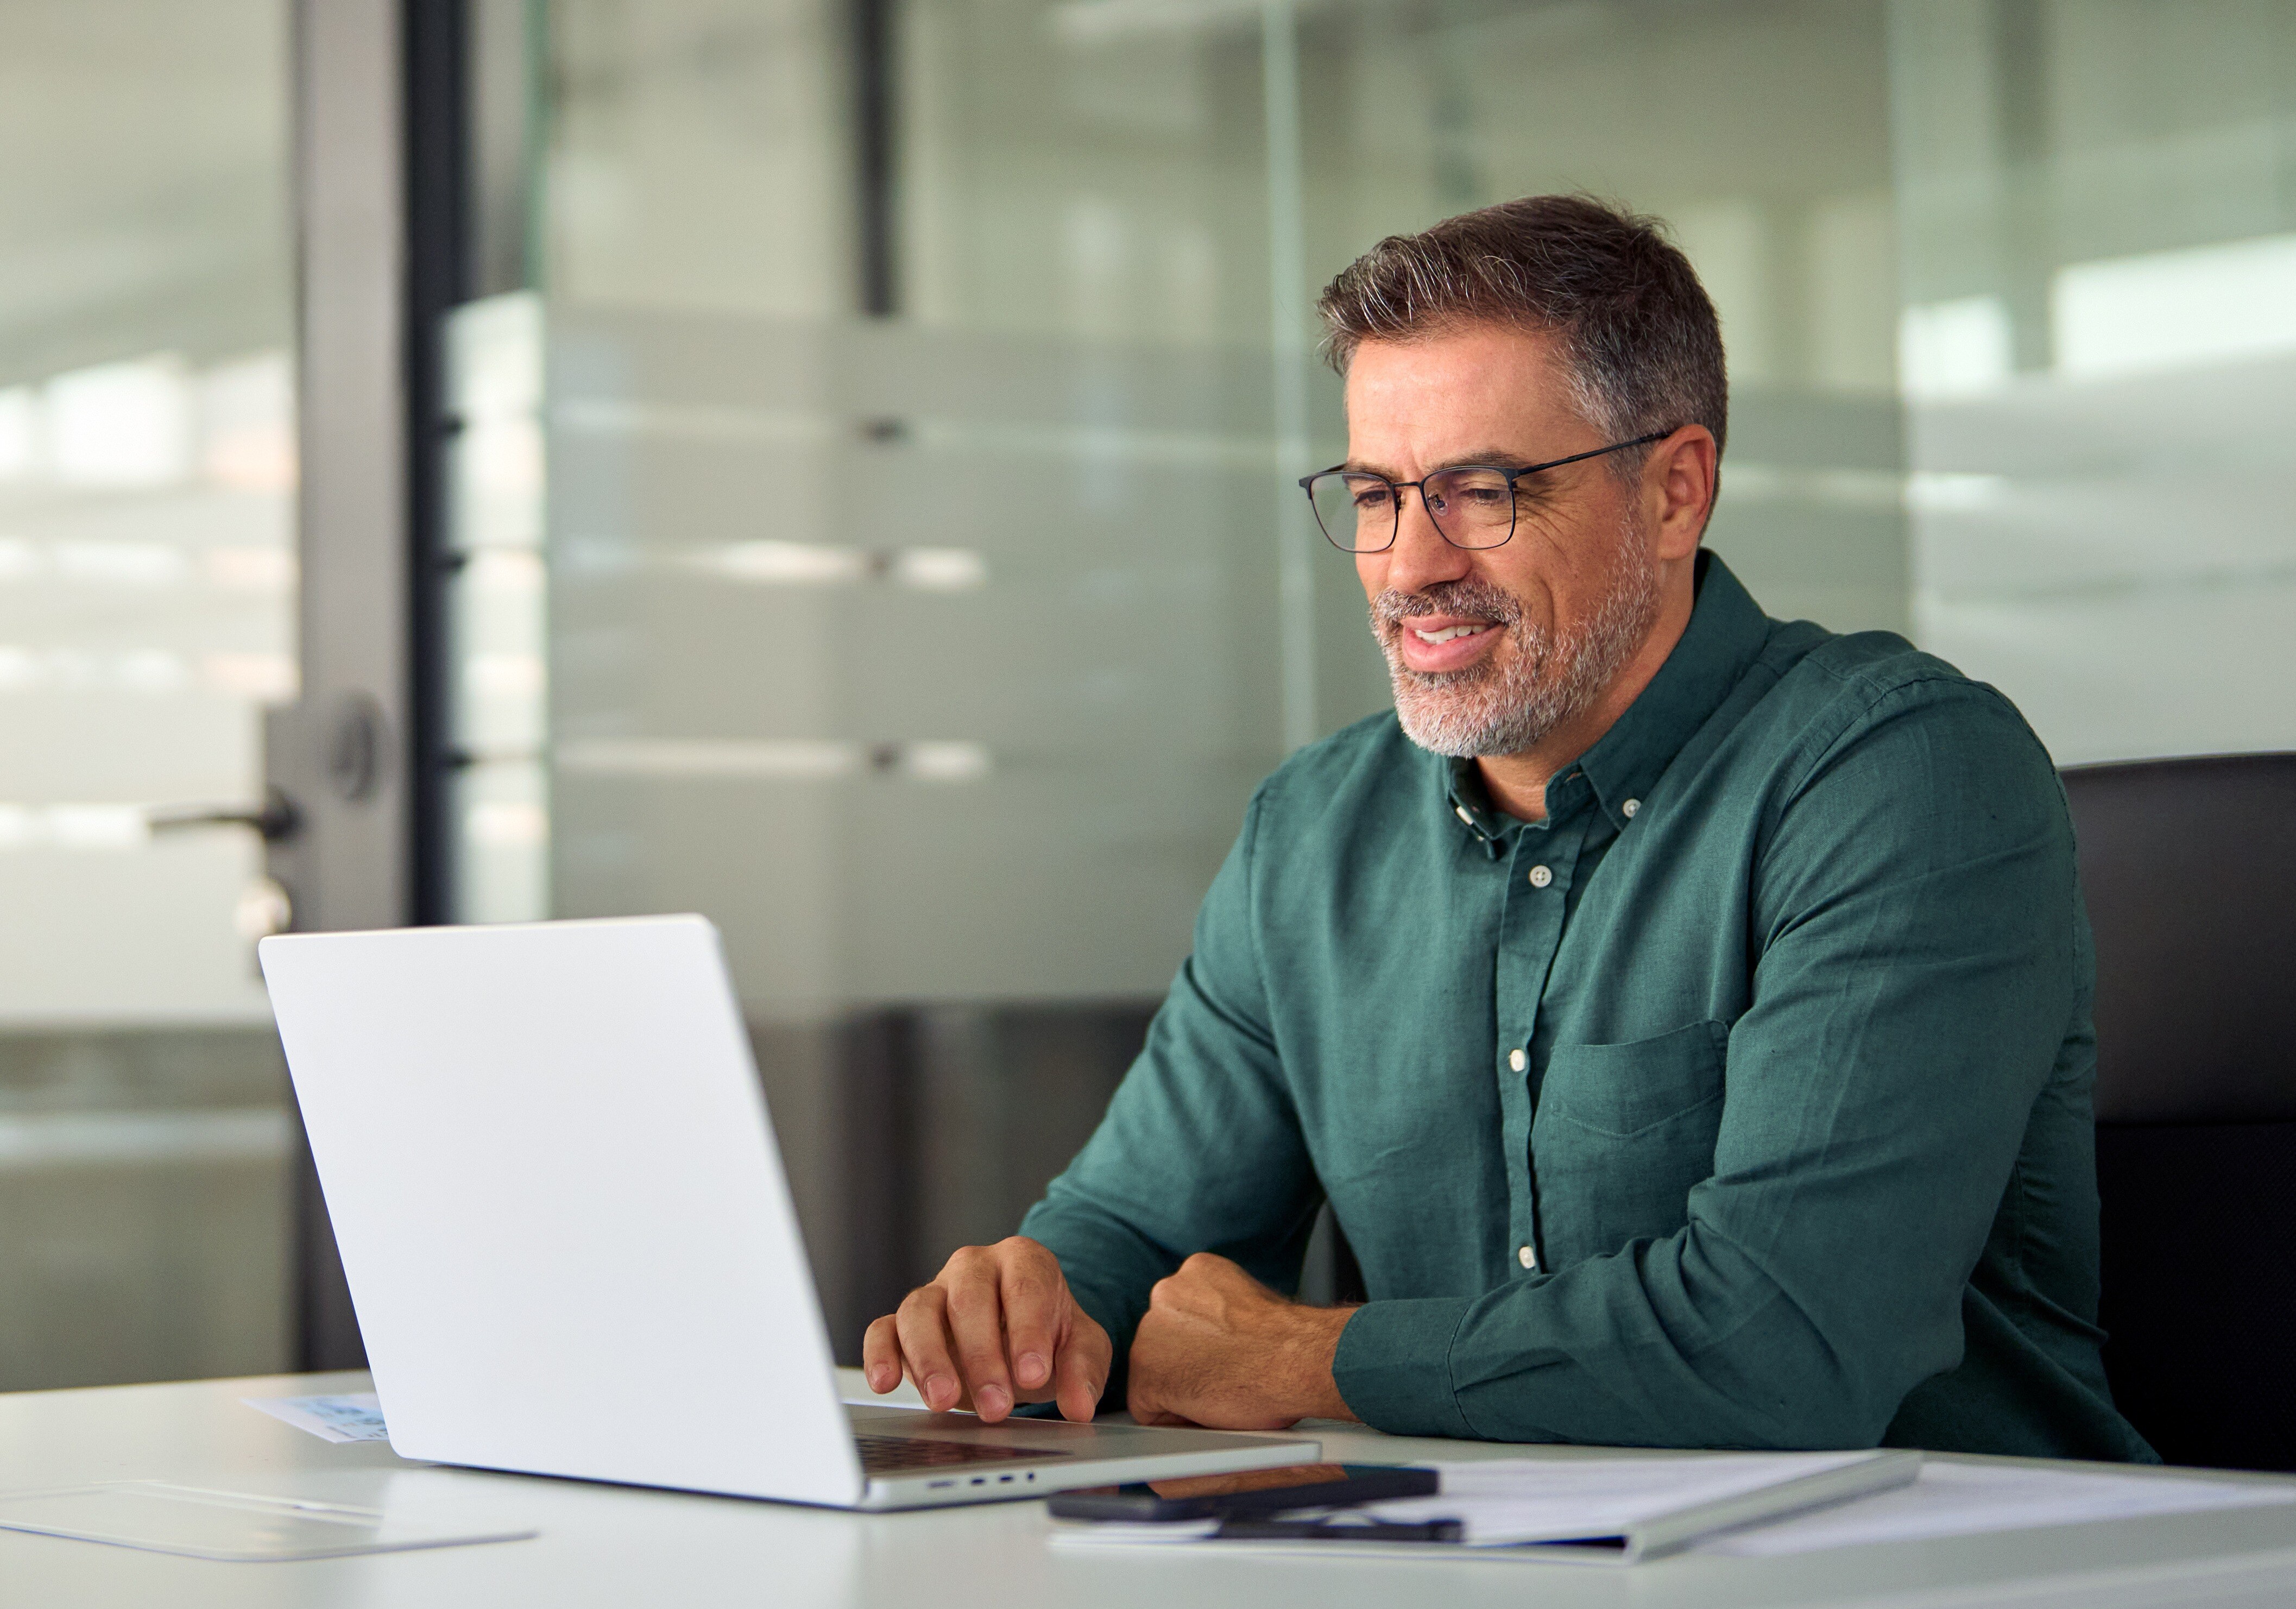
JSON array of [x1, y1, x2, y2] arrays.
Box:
[[1342, 326, 1584, 458]]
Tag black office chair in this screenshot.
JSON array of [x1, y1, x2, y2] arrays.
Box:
[[2062, 753, 2296, 1471]]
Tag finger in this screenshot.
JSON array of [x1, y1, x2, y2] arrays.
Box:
[[860, 1314, 904, 1395], [1053, 1319, 1109, 1423], [996, 1244, 1062, 1395], [893, 1287, 966, 1412], [941, 1252, 1017, 1422]]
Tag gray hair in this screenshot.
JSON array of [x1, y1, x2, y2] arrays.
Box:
[[1316, 194, 1728, 472]]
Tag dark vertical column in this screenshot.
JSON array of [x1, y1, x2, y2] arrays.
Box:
[[834, 0, 905, 1357], [405, 0, 470, 928], [851, 0, 900, 317]]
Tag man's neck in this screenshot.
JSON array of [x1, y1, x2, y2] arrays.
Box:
[[1474, 584, 1696, 822]]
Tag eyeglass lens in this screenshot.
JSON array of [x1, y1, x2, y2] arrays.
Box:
[[1306, 467, 1518, 552]]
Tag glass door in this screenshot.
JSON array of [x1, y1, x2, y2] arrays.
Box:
[[0, 2, 297, 1389]]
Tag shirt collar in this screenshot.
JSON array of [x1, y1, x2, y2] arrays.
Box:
[[1441, 549, 1773, 840]]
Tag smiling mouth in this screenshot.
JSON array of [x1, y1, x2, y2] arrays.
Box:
[[1373, 581, 1521, 674]]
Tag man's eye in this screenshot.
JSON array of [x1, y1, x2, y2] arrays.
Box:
[[1442, 474, 1515, 503], [1351, 486, 1394, 511]]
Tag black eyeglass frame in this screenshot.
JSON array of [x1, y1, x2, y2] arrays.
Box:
[[1298, 429, 1675, 553]]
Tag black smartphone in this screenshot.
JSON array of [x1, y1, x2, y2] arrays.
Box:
[[1046, 1462, 1439, 1522]]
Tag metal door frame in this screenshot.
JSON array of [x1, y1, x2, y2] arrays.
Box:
[[275, 0, 466, 1370]]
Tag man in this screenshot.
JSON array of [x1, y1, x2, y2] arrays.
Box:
[[862, 195, 2153, 1460]]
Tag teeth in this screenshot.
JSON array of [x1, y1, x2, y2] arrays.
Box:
[[1413, 624, 1487, 644]]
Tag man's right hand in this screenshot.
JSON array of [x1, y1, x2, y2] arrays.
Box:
[[861, 1236, 1112, 1423]]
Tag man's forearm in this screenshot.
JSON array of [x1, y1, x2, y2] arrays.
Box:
[[1125, 1252, 1361, 1428]]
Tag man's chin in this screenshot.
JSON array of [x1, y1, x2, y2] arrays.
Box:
[[1391, 687, 1537, 760]]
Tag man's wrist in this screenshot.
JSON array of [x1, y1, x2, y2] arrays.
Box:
[[1278, 1303, 1360, 1422]]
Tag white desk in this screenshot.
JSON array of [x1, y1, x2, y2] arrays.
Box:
[[6, 1368, 2296, 1607]]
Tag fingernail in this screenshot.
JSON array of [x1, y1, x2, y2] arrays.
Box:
[[867, 1365, 891, 1391], [977, 1384, 1011, 1417], [926, 1373, 955, 1408], [1017, 1352, 1048, 1386]]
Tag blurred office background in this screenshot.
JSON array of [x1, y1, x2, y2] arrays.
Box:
[[1, 0, 2289, 1389]]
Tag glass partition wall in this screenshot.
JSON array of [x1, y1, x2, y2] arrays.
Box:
[[0, 2, 297, 1389], [462, 0, 2295, 1355], [1890, 0, 2296, 762]]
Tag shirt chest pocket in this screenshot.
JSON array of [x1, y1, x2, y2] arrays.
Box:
[[1530, 1019, 1728, 1267]]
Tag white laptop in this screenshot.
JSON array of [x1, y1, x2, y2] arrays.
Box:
[[257, 914, 1318, 1509]]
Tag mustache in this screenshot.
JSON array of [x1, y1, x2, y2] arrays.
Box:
[[1371, 579, 1524, 632]]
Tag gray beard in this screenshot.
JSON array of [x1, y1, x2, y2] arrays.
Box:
[[1371, 536, 1662, 760]]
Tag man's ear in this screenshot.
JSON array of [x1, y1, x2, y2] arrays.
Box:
[[1647, 426, 1718, 560]]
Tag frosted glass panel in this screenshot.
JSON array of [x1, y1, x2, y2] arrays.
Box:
[[1890, 0, 2296, 764], [541, 312, 1286, 1009], [527, 0, 1914, 1015]]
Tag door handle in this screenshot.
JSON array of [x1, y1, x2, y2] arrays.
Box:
[[146, 786, 299, 944], [146, 785, 301, 843]]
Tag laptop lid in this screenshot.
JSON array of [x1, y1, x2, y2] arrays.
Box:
[[259, 915, 865, 1505]]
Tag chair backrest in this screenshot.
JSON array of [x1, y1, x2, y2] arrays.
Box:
[[2061, 753, 2296, 1470]]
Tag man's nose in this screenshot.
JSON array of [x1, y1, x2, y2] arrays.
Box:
[[1382, 488, 1473, 595]]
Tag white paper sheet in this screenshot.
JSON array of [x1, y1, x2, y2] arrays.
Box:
[[1695, 1460, 2296, 1557], [241, 1393, 390, 1444]]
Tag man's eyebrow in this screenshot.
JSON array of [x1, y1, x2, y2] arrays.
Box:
[[1340, 449, 1547, 478]]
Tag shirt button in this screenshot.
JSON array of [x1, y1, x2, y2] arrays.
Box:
[[1455, 805, 1474, 826], [1508, 1048, 1527, 1073], [1622, 798, 1641, 819], [1527, 865, 1553, 888], [1518, 1244, 1538, 1270]]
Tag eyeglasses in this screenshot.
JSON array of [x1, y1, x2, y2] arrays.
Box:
[[1298, 431, 1671, 553]]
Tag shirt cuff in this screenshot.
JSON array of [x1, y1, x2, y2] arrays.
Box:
[[1332, 1296, 1478, 1438]]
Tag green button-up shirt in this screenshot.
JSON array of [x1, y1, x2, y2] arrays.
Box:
[[1021, 551, 2154, 1461]]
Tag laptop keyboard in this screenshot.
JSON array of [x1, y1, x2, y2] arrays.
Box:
[[853, 1434, 1073, 1474]]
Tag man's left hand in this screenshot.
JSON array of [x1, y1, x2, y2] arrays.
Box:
[[1125, 1252, 1360, 1429]]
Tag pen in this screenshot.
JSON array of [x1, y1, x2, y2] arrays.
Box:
[[1213, 1518, 1465, 1543]]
